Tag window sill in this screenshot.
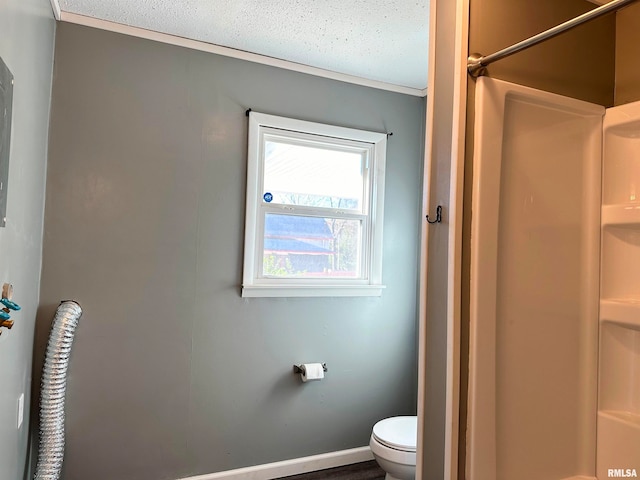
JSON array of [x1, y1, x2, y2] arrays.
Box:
[[241, 284, 386, 298]]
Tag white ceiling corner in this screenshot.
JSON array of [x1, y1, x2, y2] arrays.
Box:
[[49, 0, 61, 20], [56, 0, 430, 94]]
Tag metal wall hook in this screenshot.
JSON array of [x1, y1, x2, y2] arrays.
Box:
[[426, 205, 442, 224]]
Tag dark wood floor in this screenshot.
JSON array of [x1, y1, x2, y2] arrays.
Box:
[[276, 460, 386, 480]]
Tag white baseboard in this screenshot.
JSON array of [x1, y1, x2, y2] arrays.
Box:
[[177, 446, 374, 480]]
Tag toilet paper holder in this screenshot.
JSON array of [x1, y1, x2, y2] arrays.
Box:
[[293, 363, 328, 374]]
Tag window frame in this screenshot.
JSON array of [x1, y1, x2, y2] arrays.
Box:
[[242, 112, 387, 297]]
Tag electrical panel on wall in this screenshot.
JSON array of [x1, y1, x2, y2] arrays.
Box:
[[0, 56, 14, 227]]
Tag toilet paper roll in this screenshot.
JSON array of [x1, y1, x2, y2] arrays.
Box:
[[301, 363, 325, 382]]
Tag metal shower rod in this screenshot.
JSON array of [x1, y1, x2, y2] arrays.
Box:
[[467, 0, 640, 77]]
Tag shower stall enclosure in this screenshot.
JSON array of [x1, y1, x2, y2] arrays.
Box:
[[467, 77, 640, 480]]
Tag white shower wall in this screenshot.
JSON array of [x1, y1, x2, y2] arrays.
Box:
[[598, 100, 640, 479], [468, 77, 604, 480]]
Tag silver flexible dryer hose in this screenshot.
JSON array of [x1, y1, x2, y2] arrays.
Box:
[[34, 301, 83, 480]]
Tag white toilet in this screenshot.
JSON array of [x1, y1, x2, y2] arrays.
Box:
[[369, 416, 417, 480]]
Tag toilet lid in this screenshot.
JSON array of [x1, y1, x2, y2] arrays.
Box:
[[372, 416, 417, 452]]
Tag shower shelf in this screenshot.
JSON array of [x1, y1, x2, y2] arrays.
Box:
[[597, 411, 640, 480], [599, 99, 640, 480], [600, 299, 640, 329], [599, 410, 640, 428], [602, 204, 640, 226]]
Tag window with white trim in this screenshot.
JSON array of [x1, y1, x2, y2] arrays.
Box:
[[242, 112, 387, 297]]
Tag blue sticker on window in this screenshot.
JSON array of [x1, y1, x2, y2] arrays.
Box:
[[263, 192, 273, 203]]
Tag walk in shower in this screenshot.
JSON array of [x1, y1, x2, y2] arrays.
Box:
[[464, 1, 640, 477], [466, 75, 640, 480]]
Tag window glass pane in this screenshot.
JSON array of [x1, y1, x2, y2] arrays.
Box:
[[263, 139, 365, 211], [262, 213, 362, 278]]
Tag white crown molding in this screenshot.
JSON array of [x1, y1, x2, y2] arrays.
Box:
[[175, 446, 373, 480], [49, 0, 61, 20], [58, 11, 427, 97]]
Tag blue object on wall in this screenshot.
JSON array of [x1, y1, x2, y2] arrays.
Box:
[[1, 298, 20, 310]]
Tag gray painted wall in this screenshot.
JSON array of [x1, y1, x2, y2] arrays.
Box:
[[37, 23, 424, 480], [0, 1, 55, 480]]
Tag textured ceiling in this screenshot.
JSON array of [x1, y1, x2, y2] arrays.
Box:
[[57, 0, 430, 91]]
